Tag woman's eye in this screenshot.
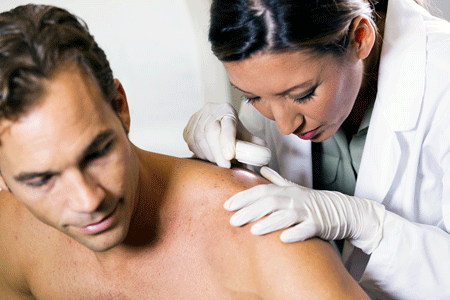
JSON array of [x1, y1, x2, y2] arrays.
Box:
[[292, 87, 317, 104], [292, 92, 315, 103], [242, 95, 261, 104]]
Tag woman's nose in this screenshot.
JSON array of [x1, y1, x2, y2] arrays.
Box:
[[271, 102, 304, 135]]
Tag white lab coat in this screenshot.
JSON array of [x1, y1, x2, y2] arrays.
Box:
[[239, 0, 450, 298]]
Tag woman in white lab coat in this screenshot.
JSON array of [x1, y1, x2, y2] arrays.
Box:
[[184, 0, 450, 298]]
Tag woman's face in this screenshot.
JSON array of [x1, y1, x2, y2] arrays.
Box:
[[223, 50, 364, 142]]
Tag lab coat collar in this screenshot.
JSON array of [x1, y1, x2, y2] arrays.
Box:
[[375, 0, 429, 131]]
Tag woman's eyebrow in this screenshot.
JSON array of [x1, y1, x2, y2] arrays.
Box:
[[230, 79, 316, 96], [230, 82, 251, 94], [275, 80, 316, 96]]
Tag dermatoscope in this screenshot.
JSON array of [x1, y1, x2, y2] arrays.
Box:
[[234, 140, 271, 167]]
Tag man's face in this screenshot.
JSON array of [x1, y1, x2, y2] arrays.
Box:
[[0, 66, 139, 252]]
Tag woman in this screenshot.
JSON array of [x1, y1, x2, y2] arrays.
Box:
[[183, 0, 450, 299]]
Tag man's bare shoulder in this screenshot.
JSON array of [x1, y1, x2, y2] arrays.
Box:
[[160, 156, 368, 299], [177, 156, 268, 193]]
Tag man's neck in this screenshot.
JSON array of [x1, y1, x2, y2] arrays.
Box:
[[92, 147, 165, 267]]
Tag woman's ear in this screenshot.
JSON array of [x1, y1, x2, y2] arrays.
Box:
[[350, 16, 375, 60], [113, 79, 131, 134]]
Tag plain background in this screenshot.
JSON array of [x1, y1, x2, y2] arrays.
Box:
[[0, 0, 449, 157], [0, 0, 228, 158]]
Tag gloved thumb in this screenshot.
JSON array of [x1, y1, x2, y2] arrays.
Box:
[[219, 113, 238, 161], [260, 167, 295, 187]]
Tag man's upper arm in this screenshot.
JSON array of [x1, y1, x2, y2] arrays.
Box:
[[0, 191, 33, 299], [251, 231, 369, 299]]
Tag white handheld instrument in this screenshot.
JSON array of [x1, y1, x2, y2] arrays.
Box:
[[234, 140, 271, 167]]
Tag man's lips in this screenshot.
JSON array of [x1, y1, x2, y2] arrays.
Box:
[[79, 203, 119, 234]]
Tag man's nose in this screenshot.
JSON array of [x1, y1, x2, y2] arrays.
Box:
[[66, 170, 105, 213]]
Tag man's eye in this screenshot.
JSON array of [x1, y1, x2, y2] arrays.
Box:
[[86, 141, 114, 162], [27, 174, 53, 187]]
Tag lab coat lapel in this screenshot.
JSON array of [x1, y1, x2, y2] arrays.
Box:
[[355, 103, 400, 202], [355, 0, 427, 202]]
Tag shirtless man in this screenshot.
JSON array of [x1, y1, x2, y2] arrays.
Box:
[[0, 4, 368, 299]]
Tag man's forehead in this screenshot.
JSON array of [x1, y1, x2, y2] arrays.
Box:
[[0, 67, 114, 171]]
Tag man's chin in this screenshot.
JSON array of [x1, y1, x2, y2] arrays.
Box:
[[71, 226, 129, 252]]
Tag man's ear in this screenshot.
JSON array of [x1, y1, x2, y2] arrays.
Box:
[[0, 169, 10, 192], [350, 16, 375, 60], [113, 79, 131, 134]]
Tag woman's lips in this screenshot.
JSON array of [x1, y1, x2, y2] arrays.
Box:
[[297, 128, 319, 140]]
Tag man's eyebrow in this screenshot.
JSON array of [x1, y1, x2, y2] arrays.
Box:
[[13, 130, 115, 183], [230, 79, 316, 96]]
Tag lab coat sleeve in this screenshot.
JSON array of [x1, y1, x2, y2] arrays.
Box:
[[360, 212, 450, 299], [359, 94, 450, 299]]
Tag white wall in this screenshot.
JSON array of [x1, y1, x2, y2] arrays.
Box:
[[0, 0, 230, 157]]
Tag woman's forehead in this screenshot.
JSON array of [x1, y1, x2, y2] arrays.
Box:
[[224, 51, 336, 93]]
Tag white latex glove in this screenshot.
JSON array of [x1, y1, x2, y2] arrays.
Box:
[[224, 167, 386, 254], [183, 102, 264, 168]]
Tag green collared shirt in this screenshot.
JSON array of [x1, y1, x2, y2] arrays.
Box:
[[312, 102, 374, 196]]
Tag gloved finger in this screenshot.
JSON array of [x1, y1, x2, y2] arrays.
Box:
[[229, 196, 281, 226], [250, 209, 300, 235], [205, 118, 231, 168], [184, 103, 238, 165], [183, 112, 199, 143], [219, 114, 237, 161], [279, 220, 318, 243], [184, 113, 205, 158], [224, 184, 278, 211], [260, 167, 294, 187], [185, 109, 218, 162], [196, 138, 215, 162]]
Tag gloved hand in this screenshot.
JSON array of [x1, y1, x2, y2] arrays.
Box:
[[183, 102, 263, 168], [224, 167, 386, 254]]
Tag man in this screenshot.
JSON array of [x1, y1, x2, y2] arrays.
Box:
[[0, 4, 368, 299]]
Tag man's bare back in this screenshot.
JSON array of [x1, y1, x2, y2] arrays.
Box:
[[0, 151, 366, 299]]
